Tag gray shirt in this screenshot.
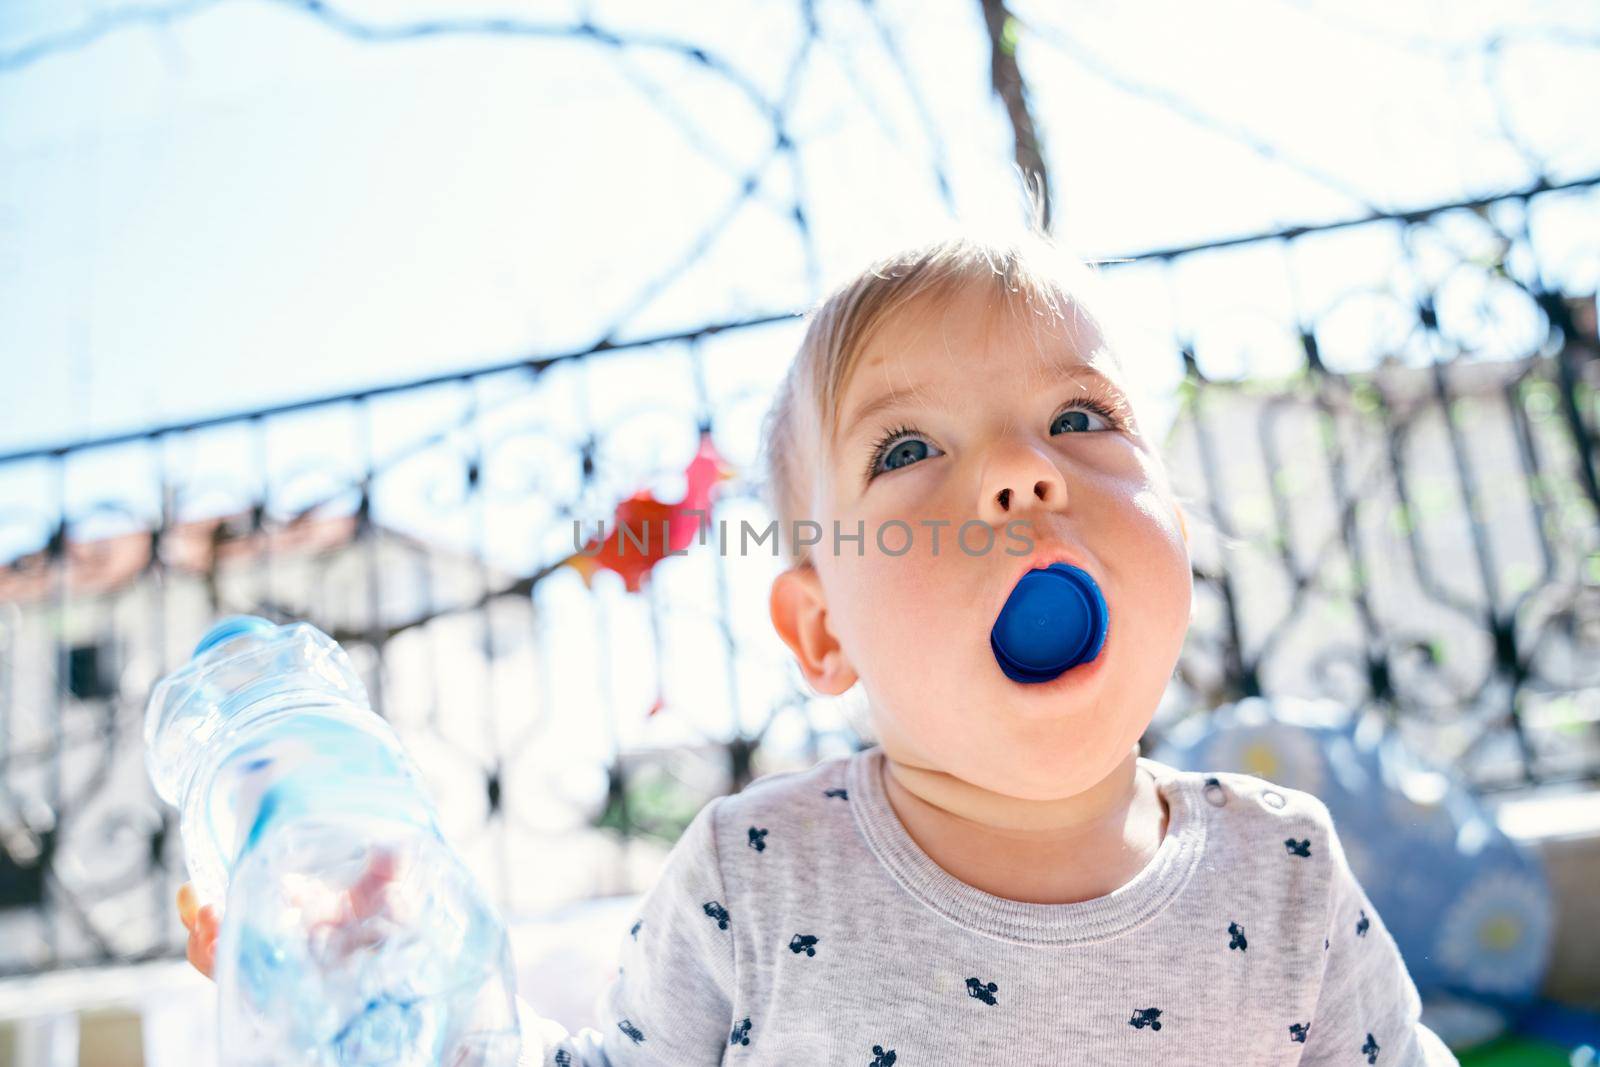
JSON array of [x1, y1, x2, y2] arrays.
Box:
[[516, 744, 1458, 1065]]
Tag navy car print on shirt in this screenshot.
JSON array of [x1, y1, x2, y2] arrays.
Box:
[[1129, 1007, 1163, 1030]]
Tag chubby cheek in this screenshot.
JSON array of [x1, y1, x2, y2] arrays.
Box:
[[1120, 488, 1192, 639], [833, 550, 977, 702]]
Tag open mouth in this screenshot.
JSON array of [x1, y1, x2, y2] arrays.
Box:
[[989, 561, 1109, 684]]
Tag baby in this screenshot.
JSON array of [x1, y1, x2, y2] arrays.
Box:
[[179, 228, 1459, 1065]]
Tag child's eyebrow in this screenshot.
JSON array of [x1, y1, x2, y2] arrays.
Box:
[[1046, 358, 1120, 392], [835, 385, 949, 446]]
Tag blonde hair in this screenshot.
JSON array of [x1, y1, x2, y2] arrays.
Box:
[[757, 223, 1168, 569]]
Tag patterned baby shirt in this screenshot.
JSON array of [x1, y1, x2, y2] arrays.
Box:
[[515, 744, 1459, 1066]]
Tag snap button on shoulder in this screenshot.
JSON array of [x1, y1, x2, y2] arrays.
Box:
[[1262, 789, 1286, 809], [1202, 776, 1227, 807]]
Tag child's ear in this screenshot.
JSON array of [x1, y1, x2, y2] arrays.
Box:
[[769, 562, 858, 696]]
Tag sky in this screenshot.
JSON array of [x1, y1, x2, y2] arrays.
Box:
[[2, 0, 1596, 456]]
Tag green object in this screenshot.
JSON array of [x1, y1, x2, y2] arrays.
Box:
[[1457, 1035, 1574, 1066]]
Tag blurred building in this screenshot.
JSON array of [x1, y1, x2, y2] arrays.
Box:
[[1161, 294, 1600, 789]]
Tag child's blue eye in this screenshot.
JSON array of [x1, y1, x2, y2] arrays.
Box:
[[865, 425, 942, 482], [1043, 398, 1120, 435], [864, 394, 1123, 484], [882, 437, 932, 471]]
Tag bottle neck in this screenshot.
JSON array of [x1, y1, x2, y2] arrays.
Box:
[[240, 771, 441, 868], [190, 699, 440, 876], [174, 687, 365, 813]]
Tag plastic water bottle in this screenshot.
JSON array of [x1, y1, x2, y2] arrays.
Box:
[[143, 615, 522, 1067]]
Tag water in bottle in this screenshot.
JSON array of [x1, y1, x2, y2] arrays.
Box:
[[144, 615, 521, 1066]]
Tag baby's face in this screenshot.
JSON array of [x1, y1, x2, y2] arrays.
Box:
[[806, 282, 1191, 799]]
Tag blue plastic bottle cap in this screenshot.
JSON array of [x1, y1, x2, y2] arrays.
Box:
[[990, 563, 1108, 684], [192, 615, 278, 659]]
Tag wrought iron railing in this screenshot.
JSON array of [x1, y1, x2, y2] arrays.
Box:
[[1, 175, 1597, 977]]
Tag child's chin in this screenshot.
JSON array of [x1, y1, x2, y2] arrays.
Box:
[[982, 697, 1141, 771]]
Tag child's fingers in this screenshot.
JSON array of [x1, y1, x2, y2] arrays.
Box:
[[186, 928, 215, 980], [178, 851, 400, 981], [347, 847, 399, 921], [177, 883, 198, 932], [187, 905, 219, 980], [186, 925, 210, 979]]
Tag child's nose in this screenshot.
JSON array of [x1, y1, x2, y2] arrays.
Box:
[[976, 442, 1067, 527]]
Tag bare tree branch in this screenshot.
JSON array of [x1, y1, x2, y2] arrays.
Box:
[[852, 0, 958, 215], [1015, 12, 1382, 214], [3, 0, 778, 129], [0, 0, 219, 71], [979, 0, 1053, 232]]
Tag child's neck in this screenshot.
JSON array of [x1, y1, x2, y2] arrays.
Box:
[[876, 737, 1168, 905]]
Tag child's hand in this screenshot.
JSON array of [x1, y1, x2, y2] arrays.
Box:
[[177, 881, 220, 981], [174, 847, 402, 984]]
